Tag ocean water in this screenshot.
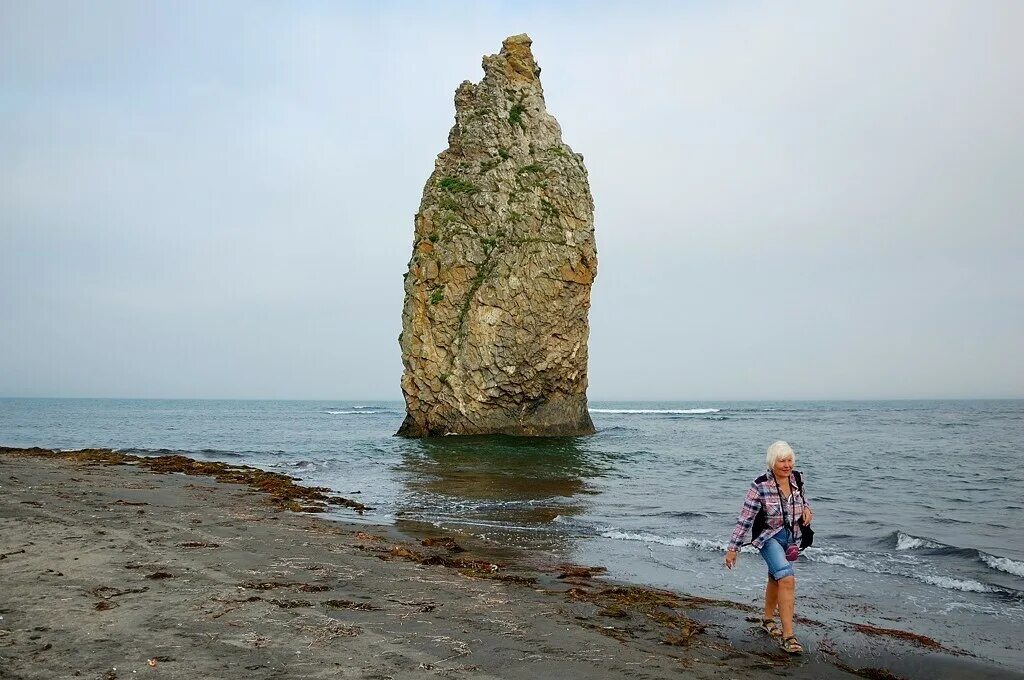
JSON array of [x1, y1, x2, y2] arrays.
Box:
[[2, 398, 1022, 668]]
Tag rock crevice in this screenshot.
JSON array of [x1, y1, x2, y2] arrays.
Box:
[[398, 34, 597, 437]]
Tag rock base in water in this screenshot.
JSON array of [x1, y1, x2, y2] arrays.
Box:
[[397, 34, 597, 437]]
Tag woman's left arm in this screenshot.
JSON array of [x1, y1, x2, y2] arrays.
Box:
[[800, 474, 813, 525]]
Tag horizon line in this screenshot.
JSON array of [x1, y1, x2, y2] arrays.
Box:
[[2, 395, 1022, 402]]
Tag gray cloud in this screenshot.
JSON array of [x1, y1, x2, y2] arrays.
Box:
[[2, 1, 1021, 399]]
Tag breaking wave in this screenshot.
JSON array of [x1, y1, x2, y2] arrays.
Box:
[[598, 526, 1023, 598], [981, 554, 1024, 578], [917, 574, 1004, 594], [600, 529, 730, 552], [804, 549, 1021, 597], [894, 530, 945, 551], [891, 531, 1024, 578]]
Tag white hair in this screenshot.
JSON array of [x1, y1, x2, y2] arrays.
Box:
[[766, 440, 796, 468]]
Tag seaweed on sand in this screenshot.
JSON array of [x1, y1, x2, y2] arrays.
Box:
[[241, 581, 328, 593], [322, 599, 380, 611], [563, 585, 708, 646], [0, 447, 369, 514], [556, 563, 608, 579], [360, 542, 538, 584], [420, 536, 466, 552], [847, 621, 950, 652]]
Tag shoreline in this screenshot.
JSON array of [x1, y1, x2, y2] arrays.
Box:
[[1, 447, 1020, 679]]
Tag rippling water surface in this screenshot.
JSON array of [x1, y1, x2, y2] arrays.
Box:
[[2, 398, 1022, 668]]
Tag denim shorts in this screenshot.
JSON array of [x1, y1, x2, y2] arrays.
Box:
[[760, 527, 795, 580]]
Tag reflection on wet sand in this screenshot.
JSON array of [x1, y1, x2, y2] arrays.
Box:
[[392, 435, 602, 554]]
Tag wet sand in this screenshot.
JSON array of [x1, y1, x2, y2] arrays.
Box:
[[1, 448, 1019, 680]]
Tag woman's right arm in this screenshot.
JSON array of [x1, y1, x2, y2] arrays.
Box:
[[727, 482, 761, 555]]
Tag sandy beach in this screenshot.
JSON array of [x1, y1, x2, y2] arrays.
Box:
[[1, 448, 1019, 680]]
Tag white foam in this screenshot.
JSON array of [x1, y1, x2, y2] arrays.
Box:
[[431, 518, 553, 533], [806, 548, 1011, 595], [325, 410, 382, 415], [939, 601, 1024, 621], [272, 460, 321, 469], [804, 551, 884, 573], [895, 531, 945, 551], [981, 554, 1024, 578], [600, 530, 741, 552], [917, 574, 999, 594], [589, 408, 720, 415]]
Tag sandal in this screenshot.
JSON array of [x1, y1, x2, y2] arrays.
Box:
[[781, 635, 804, 654], [760, 618, 782, 639]]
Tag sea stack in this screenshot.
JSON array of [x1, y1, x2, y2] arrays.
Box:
[[397, 34, 597, 437]]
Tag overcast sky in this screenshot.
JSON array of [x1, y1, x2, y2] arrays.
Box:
[[1, 1, 1021, 401]]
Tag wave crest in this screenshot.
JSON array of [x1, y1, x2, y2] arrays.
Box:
[[893, 532, 1024, 578], [895, 530, 945, 551], [600, 530, 736, 552], [981, 554, 1024, 578], [917, 574, 1002, 594]]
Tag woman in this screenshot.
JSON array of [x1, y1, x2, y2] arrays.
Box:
[[724, 440, 813, 654]]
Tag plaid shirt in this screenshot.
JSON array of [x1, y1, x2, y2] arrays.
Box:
[[728, 469, 812, 553]]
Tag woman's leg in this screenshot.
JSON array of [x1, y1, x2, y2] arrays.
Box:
[[759, 532, 795, 633], [764, 576, 779, 620], [777, 574, 796, 638]]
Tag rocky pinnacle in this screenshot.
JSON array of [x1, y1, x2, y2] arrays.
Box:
[[397, 34, 597, 437]]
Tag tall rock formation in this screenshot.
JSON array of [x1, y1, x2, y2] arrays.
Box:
[[398, 34, 597, 437]]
